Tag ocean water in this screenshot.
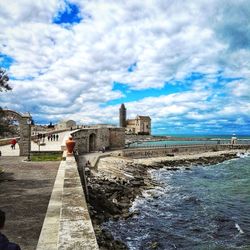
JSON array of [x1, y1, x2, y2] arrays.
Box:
[[128, 135, 250, 148], [104, 155, 250, 249], [155, 135, 250, 139]]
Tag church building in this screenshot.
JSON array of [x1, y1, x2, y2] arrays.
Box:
[[119, 104, 151, 135]]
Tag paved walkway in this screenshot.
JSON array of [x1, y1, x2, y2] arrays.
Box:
[[0, 131, 76, 156], [0, 156, 60, 250]]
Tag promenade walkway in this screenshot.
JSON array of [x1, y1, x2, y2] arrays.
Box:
[[0, 156, 59, 250], [0, 131, 76, 156]]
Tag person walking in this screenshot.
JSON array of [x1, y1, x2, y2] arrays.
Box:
[[11, 139, 17, 150], [56, 134, 59, 141], [0, 209, 21, 250]]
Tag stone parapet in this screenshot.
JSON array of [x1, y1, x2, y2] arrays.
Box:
[[36, 154, 98, 250], [122, 144, 250, 159]]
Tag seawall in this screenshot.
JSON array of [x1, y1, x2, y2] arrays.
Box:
[[122, 144, 250, 159], [36, 152, 99, 250]]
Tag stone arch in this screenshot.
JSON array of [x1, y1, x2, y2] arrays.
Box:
[[2, 109, 32, 156], [89, 133, 96, 152]]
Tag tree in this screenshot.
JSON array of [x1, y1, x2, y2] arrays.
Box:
[[0, 68, 12, 137], [0, 108, 14, 136], [0, 68, 12, 92]]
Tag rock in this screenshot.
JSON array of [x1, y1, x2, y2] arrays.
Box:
[[122, 212, 134, 220], [117, 202, 130, 209], [112, 240, 128, 250], [166, 153, 174, 157], [101, 229, 113, 240], [130, 180, 143, 186], [152, 194, 160, 199], [166, 167, 179, 171], [149, 241, 160, 249]]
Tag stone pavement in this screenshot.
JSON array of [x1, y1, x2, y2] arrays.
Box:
[[0, 156, 59, 250], [0, 131, 76, 156]]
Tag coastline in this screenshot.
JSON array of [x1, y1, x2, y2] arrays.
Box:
[[86, 149, 247, 249]]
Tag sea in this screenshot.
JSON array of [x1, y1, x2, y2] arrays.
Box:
[[128, 135, 250, 148], [104, 154, 250, 249]]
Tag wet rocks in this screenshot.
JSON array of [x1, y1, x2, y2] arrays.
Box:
[[148, 241, 160, 249], [97, 229, 128, 250], [87, 163, 154, 249], [86, 152, 238, 249], [158, 153, 238, 169]]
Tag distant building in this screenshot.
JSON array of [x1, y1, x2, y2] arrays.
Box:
[[71, 125, 125, 153], [119, 104, 151, 135], [119, 103, 127, 128], [56, 120, 76, 130], [47, 122, 55, 129]]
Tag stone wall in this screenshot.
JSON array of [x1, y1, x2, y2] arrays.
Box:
[[36, 154, 99, 250], [122, 144, 250, 159], [73, 130, 90, 154], [95, 128, 110, 150], [0, 138, 12, 146], [72, 127, 125, 154], [109, 128, 125, 149]]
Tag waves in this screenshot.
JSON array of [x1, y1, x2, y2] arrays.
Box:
[[237, 151, 250, 158], [104, 156, 250, 249]]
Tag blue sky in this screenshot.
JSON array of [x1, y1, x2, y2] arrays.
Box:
[[0, 0, 250, 135]]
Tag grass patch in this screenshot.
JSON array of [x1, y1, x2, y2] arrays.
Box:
[[31, 153, 62, 162]]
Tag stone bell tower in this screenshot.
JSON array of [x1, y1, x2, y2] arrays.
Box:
[[119, 103, 126, 127]]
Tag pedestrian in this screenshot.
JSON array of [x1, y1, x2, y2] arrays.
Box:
[[53, 134, 56, 141], [11, 139, 17, 150], [0, 209, 21, 250], [47, 135, 50, 141], [56, 134, 59, 141]]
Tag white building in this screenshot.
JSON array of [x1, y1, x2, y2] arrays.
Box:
[[56, 120, 76, 130]]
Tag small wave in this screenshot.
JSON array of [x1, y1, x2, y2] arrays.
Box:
[[130, 197, 145, 211], [237, 151, 250, 158], [183, 195, 202, 205], [235, 223, 244, 234]]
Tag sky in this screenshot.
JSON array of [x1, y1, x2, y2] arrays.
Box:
[[0, 0, 250, 135]]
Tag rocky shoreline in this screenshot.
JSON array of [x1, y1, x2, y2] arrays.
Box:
[[86, 152, 239, 250]]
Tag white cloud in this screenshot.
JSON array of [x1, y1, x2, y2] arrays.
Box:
[[0, 0, 249, 133]]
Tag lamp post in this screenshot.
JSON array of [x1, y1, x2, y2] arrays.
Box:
[[38, 138, 41, 152]]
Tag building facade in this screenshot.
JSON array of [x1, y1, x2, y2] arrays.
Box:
[[119, 104, 151, 135], [56, 120, 76, 130]]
